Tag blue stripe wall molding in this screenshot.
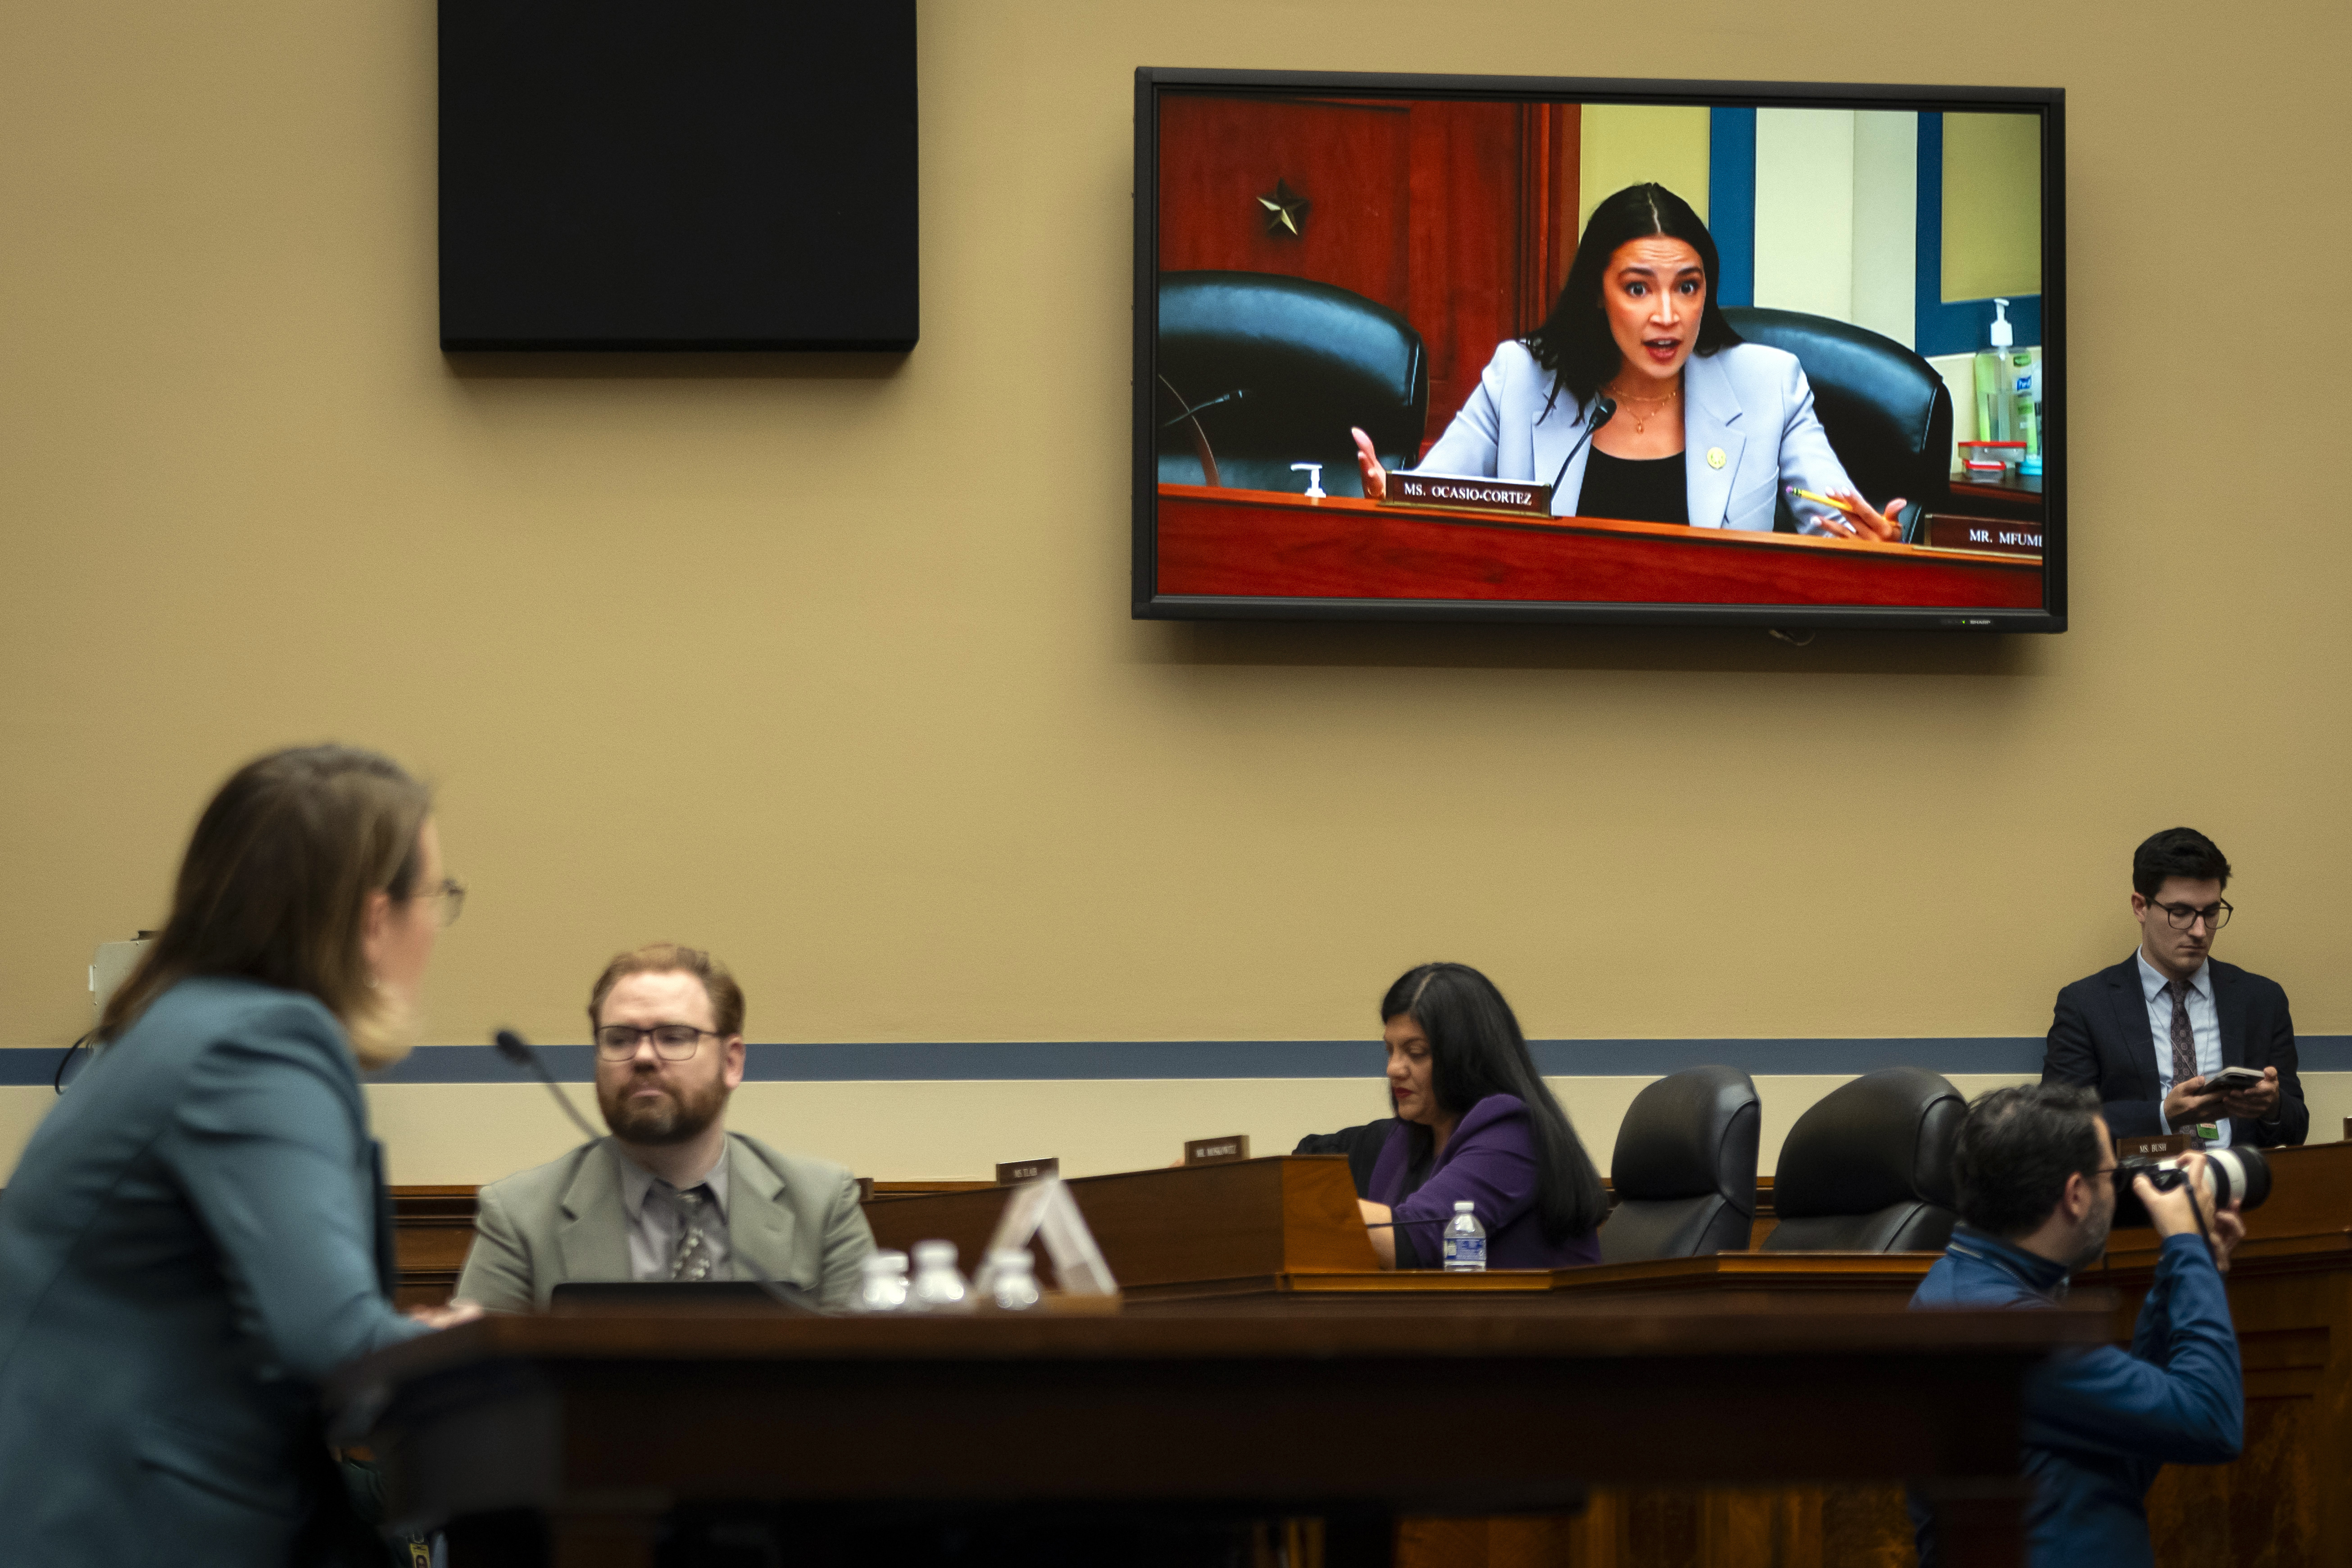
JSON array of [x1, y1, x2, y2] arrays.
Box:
[[18, 1038, 2350, 1087], [1707, 107, 1757, 309]]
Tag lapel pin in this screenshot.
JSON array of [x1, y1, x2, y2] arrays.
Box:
[[1706, 447, 1726, 469]]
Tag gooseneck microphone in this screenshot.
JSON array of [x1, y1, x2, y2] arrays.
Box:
[[1157, 387, 1248, 428], [1547, 396, 1617, 495], [489, 1028, 820, 1313], [494, 1028, 604, 1144]]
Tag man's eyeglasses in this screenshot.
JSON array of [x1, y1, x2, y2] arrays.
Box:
[[595, 1024, 717, 1060], [2150, 898, 2232, 932], [416, 878, 466, 927]]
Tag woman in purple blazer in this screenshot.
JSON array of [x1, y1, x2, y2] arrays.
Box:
[[1351, 963, 1607, 1270]]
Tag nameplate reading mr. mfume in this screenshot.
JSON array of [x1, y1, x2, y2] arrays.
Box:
[[1183, 1135, 1251, 1166], [1386, 472, 1553, 518]]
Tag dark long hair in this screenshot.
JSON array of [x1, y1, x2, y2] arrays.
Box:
[[1380, 962, 1607, 1240], [1524, 182, 1743, 412]]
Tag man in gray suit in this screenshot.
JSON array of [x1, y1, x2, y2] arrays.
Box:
[[456, 943, 875, 1310]]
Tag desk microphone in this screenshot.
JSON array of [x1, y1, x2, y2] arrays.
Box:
[[1157, 387, 1249, 429], [1547, 396, 1617, 495], [489, 1028, 822, 1314], [494, 1029, 604, 1144]]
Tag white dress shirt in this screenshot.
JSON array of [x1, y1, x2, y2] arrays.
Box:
[[616, 1145, 733, 1281], [2136, 950, 2228, 1146]]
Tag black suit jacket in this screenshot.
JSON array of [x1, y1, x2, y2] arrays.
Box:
[[2042, 954, 2307, 1146]]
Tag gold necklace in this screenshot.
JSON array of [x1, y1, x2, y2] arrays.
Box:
[[1606, 380, 1679, 435]]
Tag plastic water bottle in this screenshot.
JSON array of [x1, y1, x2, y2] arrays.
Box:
[[854, 1249, 910, 1312], [906, 1240, 971, 1312], [985, 1248, 1042, 1311], [1442, 1200, 1487, 1273]]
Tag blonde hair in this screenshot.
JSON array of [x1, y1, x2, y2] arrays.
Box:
[[101, 746, 434, 1071]]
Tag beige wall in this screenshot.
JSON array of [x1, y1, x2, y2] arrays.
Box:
[[1943, 111, 2044, 301], [3, 0, 2349, 1184], [1579, 105, 1713, 232]]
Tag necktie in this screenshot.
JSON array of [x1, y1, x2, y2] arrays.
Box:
[[667, 1183, 718, 1282], [2169, 979, 2199, 1110]]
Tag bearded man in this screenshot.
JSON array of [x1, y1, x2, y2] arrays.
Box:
[[454, 944, 874, 1311]]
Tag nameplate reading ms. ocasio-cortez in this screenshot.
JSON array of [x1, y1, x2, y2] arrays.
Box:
[[1385, 472, 1552, 518], [1183, 1135, 1251, 1166], [997, 1158, 1060, 1184]]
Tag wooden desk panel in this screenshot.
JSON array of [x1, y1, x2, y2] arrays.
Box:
[[1154, 485, 2043, 609], [862, 1156, 1379, 1288], [389, 1185, 478, 1310], [387, 1143, 2347, 1568], [335, 1304, 2100, 1568]]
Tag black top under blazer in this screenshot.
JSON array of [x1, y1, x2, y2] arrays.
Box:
[[2041, 954, 2307, 1147]]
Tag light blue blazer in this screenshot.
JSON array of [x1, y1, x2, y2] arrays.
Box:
[[1415, 340, 1863, 533], [0, 977, 424, 1568]]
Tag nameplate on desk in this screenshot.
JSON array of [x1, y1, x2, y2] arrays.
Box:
[[2116, 1134, 2195, 1160], [1921, 514, 2043, 557], [1183, 1135, 1251, 1166], [997, 1158, 1060, 1184], [1386, 472, 1553, 518], [854, 1176, 875, 1203]]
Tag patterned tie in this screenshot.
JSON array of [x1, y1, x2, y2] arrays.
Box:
[[2169, 979, 2199, 1112], [667, 1183, 718, 1282]]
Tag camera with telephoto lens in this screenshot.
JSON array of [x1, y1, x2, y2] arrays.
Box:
[[2111, 1145, 2271, 1229]]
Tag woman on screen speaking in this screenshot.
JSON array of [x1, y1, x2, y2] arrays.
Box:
[[1351, 182, 1905, 540], [1351, 963, 1607, 1270], [0, 745, 478, 1567]]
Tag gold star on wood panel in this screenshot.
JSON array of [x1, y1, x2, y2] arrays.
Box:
[[1257, 180, 1310, 239]]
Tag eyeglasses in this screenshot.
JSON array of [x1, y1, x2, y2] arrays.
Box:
[[594, 1024, 717, 1060], [2150, 898, 2231, 932], [415, 877, 466, 927]]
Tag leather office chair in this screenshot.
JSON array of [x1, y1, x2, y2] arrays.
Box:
[[1761, 1067, 1964, 1253], [1156, 270, 1429, 497], [1599, 1066, 1760, 1264], [1720, 307, 1953, 541]]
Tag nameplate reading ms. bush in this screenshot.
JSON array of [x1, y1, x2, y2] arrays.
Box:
[[997, 1158, 1060, 1184], [2116, 1134, 2195, 1160], [1387, 473, 1553, 518]]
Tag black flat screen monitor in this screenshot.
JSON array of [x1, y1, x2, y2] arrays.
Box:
[[440, 0, 917, 352], [1133, 68, 2064, 631]]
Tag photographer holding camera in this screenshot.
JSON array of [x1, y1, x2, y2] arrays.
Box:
[[1909, 1084, 2246, 1567]]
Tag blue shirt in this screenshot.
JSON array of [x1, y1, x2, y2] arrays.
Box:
[[2136, 950, 2227, 1145], [1908, 1227, 2241, 1567]]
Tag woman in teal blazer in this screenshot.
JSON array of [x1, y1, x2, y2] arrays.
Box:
[[0, 746, 474, 1567]]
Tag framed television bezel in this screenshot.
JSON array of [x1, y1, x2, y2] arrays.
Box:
[[1131, 67, 2067, 632]]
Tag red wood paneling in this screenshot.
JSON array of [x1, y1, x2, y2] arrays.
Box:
[[1157, 96, 1411, 313], [1156, 94, 1581, 461], [1155, 486, 2043, 609], [1398, 100, 1518, 450]]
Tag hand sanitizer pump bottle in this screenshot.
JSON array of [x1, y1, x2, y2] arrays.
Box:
[[1974, 300, 2016, 445]]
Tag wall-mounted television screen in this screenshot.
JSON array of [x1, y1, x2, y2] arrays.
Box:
[[1132, 69, 2064, 631]]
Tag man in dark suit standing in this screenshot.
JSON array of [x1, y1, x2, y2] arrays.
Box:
[[2043, 827, 2306, 1147]]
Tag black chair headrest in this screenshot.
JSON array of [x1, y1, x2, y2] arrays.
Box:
[[1611, 1065, 1760, 1210], [1772, 1067, 1963, 1219], [1720, 306, 1953, 509], [1156, 270, 1428, 468]]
